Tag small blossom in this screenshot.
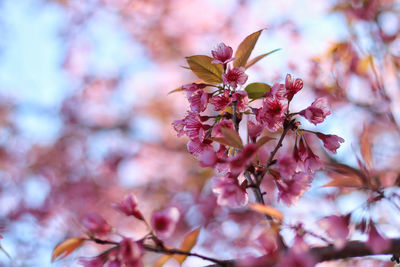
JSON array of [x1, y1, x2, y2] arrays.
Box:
[[118, 238, 144, 267], [316, 133, 345, 154], [255, 97, 287, 132], [232, 90, 249, 112], [82, 213, 112, 236], [300, 97, 331, 125], [188, 89, 209, 113], [187, 138, 213, 156], [211, 43, 235, 65], [151, 207, 180, 238], [209, 90, 231, 111], [285, 74, 303, 101], [277, 155, 298, 179], [222, 67, 248, 88], [172, 119, 185, 137], [212, 119, 235, 138], [183, 112, 209, 141], [269, 82, 286, 100], [366, 224, 391, 254], [304, 148, 322, 172], [182, 83, 206, 98], [276, 172, 312, 206], [112, 194, 144, 220], [229, 144, 258, 175], [248, 121, 263, 141], [298, 137, 307, 162], [198, 148, 218, 168], [79, 256, 106, 267], [212, 174, 248, 207], [318, 215, 349, 249]]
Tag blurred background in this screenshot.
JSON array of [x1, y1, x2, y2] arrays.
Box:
[[0, 0, 399, 266]]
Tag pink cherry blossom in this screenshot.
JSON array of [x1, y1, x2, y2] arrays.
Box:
[[232, 90, 249, 112], [277, 250, 315, 267], [277, 155, 297, 179], [182, 83, 206, 98], [151, 207, 180, 238], [229, 144, 258, 175], [285, 74, 303, 101], [183, 112, 209, 141], [172, 119, 185, 137], [304, 148, 322, 172], [300, 97, 331, 125], [276, 172, 312, 205], [212, 174, 248, 207], [209, 90, 231, 111], [269, 82, 286, 100], [112, 194, 144, 220], [222, 67, 248, 88], [187, 138, 213, 156], [211, 42, 235, 65], [79, 256, 106, 267], [318, 215, 349, 249], [316, 133, 345, 154], [248, 121, 263, 141], [212, 119, 234, 138], [118, 238, 144, 267], [366, 224, 391, 254], [188, 89, 209, 113], [255, 97, 288, 132], [198, 148, 218, 167], [82, 213, 112, 236]]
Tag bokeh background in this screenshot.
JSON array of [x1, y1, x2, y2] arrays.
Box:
[[0, 0, 399, 266]]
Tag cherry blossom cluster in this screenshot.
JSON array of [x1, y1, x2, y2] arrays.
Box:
[[173, 42, 344, 208]]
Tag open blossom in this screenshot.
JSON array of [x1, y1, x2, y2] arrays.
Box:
[[304, 148, 322, 172], [229, 144, 258, 175], [366, 224, 391, 254], [198, 148, 218, 168], [276, 172, 312, 205], [255, 97, 287, 132], [187, 138, 213, 156], [82, 213, 112, 236], [232, 90, 249, 112], [209, 89, 231, 111], [211, 42, 235, 64], [182, 83, 206, 98], [300, 97, 331, 125], [112, 194, 144, 220], [118, 238, 144, 267], [151, 207, 180, 238], [222, 67, 248, 88], [269, 82, 286, 100], [316, 132, 345, 153], [188, 89, 209, 113], [212, 119, 234, 138], [318, 215, 349, 249], [173, 112, 210, 141], [285, 74, 303, 101], [212, 174, 248, 207]]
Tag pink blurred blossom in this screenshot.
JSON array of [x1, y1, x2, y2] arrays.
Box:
[[318, 215, 349, 249], [232, 90, 249, 112], [316, 133, 345, 154], [112, 194, 144, 220], [82, 213, 112, 236], [367, 224, 391, 254], [300, 97, 331, 125], [212, 175, 248, 208], [276, 172, 312, 205], [118, 238, 144, 267], [151, 207, 180, 238], [212, 119, 235, 138]]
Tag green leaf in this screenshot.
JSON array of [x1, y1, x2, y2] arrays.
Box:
[[186, 55, 223, 84], [233, 30, 263, 68], [245, 82, 271, 100], [245, 48, 281, 69]]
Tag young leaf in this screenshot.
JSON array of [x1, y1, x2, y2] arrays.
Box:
[[249, 203, 283, 221], [245, 48, 281, 69], [168, 86, 182, 95], [323, 174, 363, 188], [360, 126, 373, 168], [233, 30, 263, 68], [154, 255, 172, 267], [186, 56, 223, 84], [51, 237, 85, 262], [173, 228, 201, 264], [256, 135, 275, 147], [245, 82, 271, 100]]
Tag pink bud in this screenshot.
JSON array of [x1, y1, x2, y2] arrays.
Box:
[[112, 194, 144, 220], [316, 133, 345, 154], [151, 207, 180, 238], [82, 213, 111, 236], [211, 42, 235, 65], [300, 97, 331, 125]]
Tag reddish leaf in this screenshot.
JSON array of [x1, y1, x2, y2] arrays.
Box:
[[234, 30, 263, 68], [245, 48, 281, 69], [173, 228, 201, 264], [249, 203, 283, 221], [51, 237, 85, 262], [186, 55, 223, 84]]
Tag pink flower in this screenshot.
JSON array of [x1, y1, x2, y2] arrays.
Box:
[[187, 138, 213, 156], [367, 224, 391, 254], [82, 213, 112, 236], [112, 194, 144, 220], [198, 148, 218, 168], [304, 149, 322, 172], [285, 74, 303, 101], [212, 119, 234, 138], [300, 97, 331, 125], [151, 207, 180, 238], [316, 133, 345, 154], [269, 82, 286, 100], [255, 97, 287, 132], [276, 172, 312, 205], [210, 90, 231, 111], [79, 256, 106, 267], [118, 238, 144, 267], [229, 144, 258, 175], [182, 83, 206, 98], [277, 250, 315, 267], [212, 174, 248, 207], [318, 215, 349, 249], [222, 67, 248, 88], [183, 112, 208, 141], [277, 156, 297, 179], [172, 119, 185, 137], [188, 89, 209, 113], [232, 90, 249, 112], [211, 42, 235, 65], [248, 121, 263, 141]]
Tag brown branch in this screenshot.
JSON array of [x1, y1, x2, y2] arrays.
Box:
[[205, 238, 400, 266]]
